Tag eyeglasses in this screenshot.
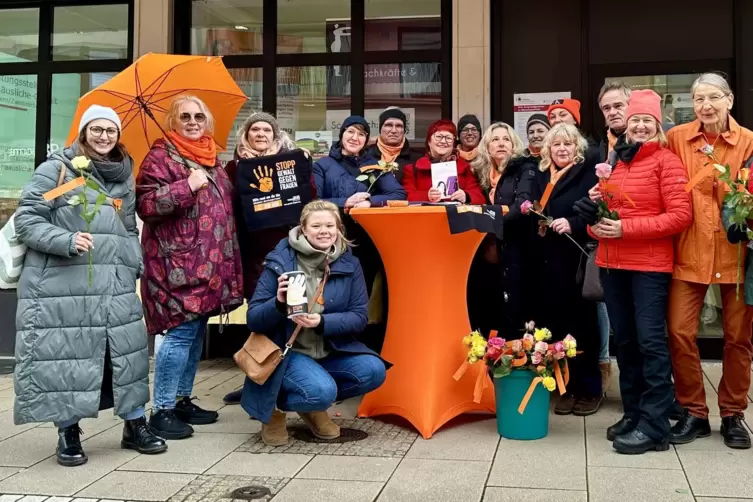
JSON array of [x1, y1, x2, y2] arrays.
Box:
[[179, 112, 207, 123], [693, 94, 728, 106], [433, 134, 455, 144], [460, 127, 479, 135], [88, 126, 119, 138]]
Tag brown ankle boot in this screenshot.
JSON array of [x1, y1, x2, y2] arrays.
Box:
[[298, 411, 340, 440], [600, 362, 612, 394], [261, 410, 288, 446]]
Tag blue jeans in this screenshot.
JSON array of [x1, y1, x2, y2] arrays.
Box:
[[597, 302, 611, 363], [601, 269, 673, 441], [153, 317, 209, 410], [278, 351, 386, 412], [55, 407, 145, 429]]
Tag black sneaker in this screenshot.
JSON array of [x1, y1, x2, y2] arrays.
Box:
[[149, 409, 194, 440], [122, 417, 168, 454], [175, 397, 219, 425], [57, 424, 88, 467]]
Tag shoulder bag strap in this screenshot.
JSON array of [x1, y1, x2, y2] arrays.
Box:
[[282, 260, 331, 356], [57, 162, 67, 188]]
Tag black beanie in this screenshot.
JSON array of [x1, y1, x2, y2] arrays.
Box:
[[340, 115, 371, 141], [526, 113, 550, 131], [379, 107, 407, 130], [457, 114, 482, 135]]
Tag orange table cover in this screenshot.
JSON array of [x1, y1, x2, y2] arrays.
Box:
[[352, 206, 496, 439]]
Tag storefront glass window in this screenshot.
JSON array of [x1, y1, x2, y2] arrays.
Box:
[[0, 8, 39, 63], [277, 66, 350, 160], [221, 68, 263, 165], [365, 62, 441, 141], [0, 74, 37, 228], [49, 72, 117, 155], [191, 0, 263, 56], [364, 0, 441, 51], [52, 4, 129, 61], [605, 73, 702, 130], [277, 0, 350, 54]]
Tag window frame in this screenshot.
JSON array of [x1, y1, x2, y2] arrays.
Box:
[[174, 0, 452, 124], [0, 0, 134, 167]]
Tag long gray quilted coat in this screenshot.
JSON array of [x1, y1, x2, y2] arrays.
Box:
[[13, 145, 149, 425]]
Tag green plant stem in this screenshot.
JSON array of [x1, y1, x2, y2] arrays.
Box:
[[737, 241, 742, 301], [530, 209, 589, 257], [367, 171, 387, 193], [86, 220, 93, 288]]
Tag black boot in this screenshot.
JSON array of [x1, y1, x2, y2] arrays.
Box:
[[122, 417, 168, 454], [721, 416, 751, 450], [613, 429, 669, 455], [668, 413, 711, 444], [606, 416, 637, 441], [175, 397, 219, 425], [56, 424, 87, 467], [223, 389, 243, 405], [149, 409, 194, 440]]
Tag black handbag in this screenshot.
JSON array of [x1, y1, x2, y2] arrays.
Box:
[[577, 241, 604, 302]]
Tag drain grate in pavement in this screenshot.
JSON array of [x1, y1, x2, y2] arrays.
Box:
[[292, 427, 368, 443], [230, 485, 272, 500]]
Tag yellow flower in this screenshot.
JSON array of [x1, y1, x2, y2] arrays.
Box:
[[462, 335, 472, 346], [714, 163, 727, 174], [71, 156, 91, 171], [468, 355, 479, 364], [741, 168, 751, 182], [472, 343, 486, 358], [542, 376, 556, 392], [566, 348, 576, 358], [534, 328, 551, 342]]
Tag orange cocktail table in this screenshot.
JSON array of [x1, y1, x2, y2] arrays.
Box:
[[351, 206, 496, 439]]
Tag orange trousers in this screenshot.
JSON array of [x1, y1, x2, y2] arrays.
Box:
[[667, 279, 753, 419]]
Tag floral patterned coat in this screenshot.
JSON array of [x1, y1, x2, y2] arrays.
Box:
[[135, 139, 244, 335]]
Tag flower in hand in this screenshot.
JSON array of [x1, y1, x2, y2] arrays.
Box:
[[591, 218, 623, 239], [595, 163, 613, 180], [521, 200, 533, 215]]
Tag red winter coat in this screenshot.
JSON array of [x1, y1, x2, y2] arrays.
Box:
[[402, 154, 485, 204], [587, 141, 692, 273], [136, 139, 244, 335]]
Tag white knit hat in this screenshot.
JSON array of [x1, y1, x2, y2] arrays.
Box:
[[78, 105, 122, 133]]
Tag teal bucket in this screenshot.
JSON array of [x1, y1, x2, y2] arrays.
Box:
[[493, 369, 550, 440]]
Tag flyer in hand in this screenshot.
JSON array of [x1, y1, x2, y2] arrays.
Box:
[[430, 161, 459, 199]]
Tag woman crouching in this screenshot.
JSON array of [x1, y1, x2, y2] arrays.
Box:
[[241, 200, 389, 445]]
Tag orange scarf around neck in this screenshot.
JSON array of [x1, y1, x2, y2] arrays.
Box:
[[166, 131, 218, 167], [377, 137, 404, 163], [457, 147, 478, 162], [488, 165, 503, 201]]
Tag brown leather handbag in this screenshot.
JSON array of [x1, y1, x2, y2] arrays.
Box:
[[234, 265, 329, 385]]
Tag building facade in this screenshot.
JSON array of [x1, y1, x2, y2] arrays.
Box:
[[0, 0, 751, 358]]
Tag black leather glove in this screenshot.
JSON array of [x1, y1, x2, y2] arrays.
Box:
[[727, 224, 749, 244], [573, 197, 599, 226]]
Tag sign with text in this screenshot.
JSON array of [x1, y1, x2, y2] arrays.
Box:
[[325, 108, 416, 140]]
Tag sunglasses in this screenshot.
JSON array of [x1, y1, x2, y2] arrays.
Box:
[[179, 112, 207, 123]]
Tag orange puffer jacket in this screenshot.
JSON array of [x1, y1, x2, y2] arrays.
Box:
[[588, 142, 693, 273]]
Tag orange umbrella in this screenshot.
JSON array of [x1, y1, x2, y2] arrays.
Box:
[[66, 53, 247, 173]]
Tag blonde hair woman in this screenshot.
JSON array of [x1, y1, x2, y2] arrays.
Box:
[[136, 95, 244, 440], [528, 122, 603, 417], [241, 200, 389, 446]]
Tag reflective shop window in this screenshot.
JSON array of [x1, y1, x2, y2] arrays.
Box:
[[364, 0, 441, 51], [0, 8, 39, 63], [365, 62, 441, 142], [191, 0, 263, 56], [277, 66, 351, 161], [52, 4, 129, 61], [220, 68, 263, 165], [0, 74, 37, 228], [277, 0, 350, 54], [605, 74, 702, 130]]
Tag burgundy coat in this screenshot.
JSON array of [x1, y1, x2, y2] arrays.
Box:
[[135, 139, 244, 335]]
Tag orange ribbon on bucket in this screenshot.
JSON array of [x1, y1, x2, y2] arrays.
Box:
[[517, 359, 571, 415]]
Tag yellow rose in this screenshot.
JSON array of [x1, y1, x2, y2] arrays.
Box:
[[71, 156, 91, 171], [534, 328, 551, 342], [472, 344, 486, 358], [462, 335, 472, 346], [741, 168, 751, 182], [566, 348, 576, 358], [542, 376, 556, 392]]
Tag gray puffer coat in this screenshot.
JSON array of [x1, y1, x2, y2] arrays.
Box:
[[13, 145, 149, 425]]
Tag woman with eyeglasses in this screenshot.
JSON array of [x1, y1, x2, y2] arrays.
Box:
[[13, 105, 166, 466], [136, 95, 244, 440], [456, 115, 482, 162], [665, 73, 753, 450], [402, 119, 485, 204]]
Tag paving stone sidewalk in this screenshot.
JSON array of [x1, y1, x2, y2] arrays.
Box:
[[0, 359, 752, 502]]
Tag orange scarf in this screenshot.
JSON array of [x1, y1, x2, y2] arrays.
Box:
[[527, 145, 542, 157], [607, 129, 619, 157], [377, 137, 404, 163], [489, 166, 503, 201], [166, 131, 218, 167], [457, 147, 478, 162], [550, 163, 574, 186]]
